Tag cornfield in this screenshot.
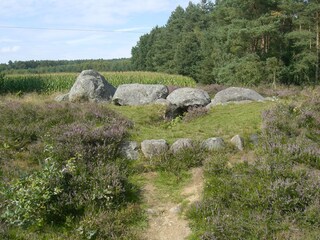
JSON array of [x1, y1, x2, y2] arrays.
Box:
[[0, 72, 196, 94]]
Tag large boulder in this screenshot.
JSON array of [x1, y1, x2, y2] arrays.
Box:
[[113, 84, 168, 106], [141, 139, 169, 159], [68, 70, 116, 102], [165, 88, 211, 119], [208, 87, 264, 108], [167, 88, 211, 108]]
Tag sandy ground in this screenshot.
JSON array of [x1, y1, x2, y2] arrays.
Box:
[[142, 167, 204, 240]]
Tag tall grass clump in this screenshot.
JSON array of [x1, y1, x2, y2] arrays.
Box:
[[0, 101, 144, 239], [1, 71, 196, 94], [187, 91, 320, 239]]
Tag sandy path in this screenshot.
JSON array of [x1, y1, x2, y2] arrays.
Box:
[[142, 167, 204, 240]]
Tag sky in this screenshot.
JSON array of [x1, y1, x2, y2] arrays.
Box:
[[0, 0, 195, 64]]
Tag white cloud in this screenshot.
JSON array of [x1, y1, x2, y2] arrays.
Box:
[[0, 45, 21, 53], [0, 0, 193, 63], [65, 35, 112, 45], [114, 27, 152, 32], [0, 0, 192, 27], [0, 38, 21, 43]]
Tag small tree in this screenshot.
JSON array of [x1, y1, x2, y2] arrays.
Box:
[[266, 57, 283, 89]]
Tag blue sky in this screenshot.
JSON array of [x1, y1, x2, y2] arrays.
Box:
[[0, 0, 195, 64]]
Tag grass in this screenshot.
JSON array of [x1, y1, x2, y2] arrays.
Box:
[[109, 101, 275, 144], [153, 171, 192, 203], [1, 85, 318, 240]]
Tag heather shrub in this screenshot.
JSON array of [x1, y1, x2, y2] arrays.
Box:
[[183, 107, 208, 122], [188, 94, 320, 239], [253, 84, 301, 98], [51, 122, 128, 164], [0, 101, 131, 164], [0, 100, 142, 238], [197, 83, 226, 97], [188, 152, 320, 239], [76, 204, 143, 240], [261, 97, 320, 168]]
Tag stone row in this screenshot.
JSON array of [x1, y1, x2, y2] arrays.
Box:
[[55, 70, 269, 109], [120, 134, 259, 160]]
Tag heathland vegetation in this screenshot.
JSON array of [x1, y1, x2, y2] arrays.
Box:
[[0, 1, 320, 239]]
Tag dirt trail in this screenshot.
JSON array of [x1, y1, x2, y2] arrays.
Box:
[[142, 168, 204, 240]]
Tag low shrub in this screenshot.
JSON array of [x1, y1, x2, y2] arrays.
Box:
[[1, 151, 128, 228], [261, 96, 320, 168], [0, 100, 143, 238], [187, 93, 320, 239], [76, 204, 144, 240], [0, 101, 131, 164], [197, 83, 226, 97], [183, 107, 208, 122], [188, 152, 320, 239]]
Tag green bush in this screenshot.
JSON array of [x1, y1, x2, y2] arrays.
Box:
[[2, 157, 72, 227], [0, 100, 144, 238], [1, 151, 128, 228]]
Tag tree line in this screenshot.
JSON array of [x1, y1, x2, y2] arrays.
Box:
[[1, 0, 319, 86], [131, 0, 320, 86], [0, 58, 133, 74]]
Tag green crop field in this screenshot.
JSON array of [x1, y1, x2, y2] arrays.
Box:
[[0, 72, 196, 94]]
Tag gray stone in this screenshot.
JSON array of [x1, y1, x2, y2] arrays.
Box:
[[55, 93, 69, 102], [250, 134, 259, 146], [208, 87, 264, 108], [206, 100, 254, 109], [165, 88, 211, 119], [154, 98, 171, 106], [141, 139, 169, 158], [264, 96, 279, 102], [202, 137, 225, 151], [113, 84, 168, 106], [68, 70, 116, 102], [169, 205, 181, 214], [119, 141, 139, 160], [170, 138, 194, 154], [230, 135, 244, 151], [167, 87, 211, 108], [146, 208, 157, 215]]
